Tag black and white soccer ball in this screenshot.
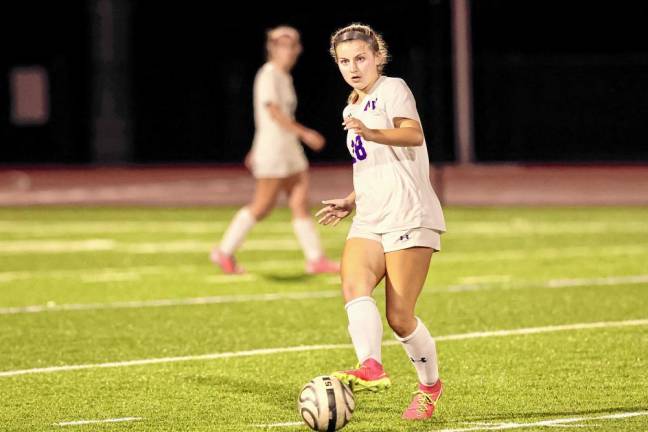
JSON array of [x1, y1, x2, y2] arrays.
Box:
[[297, 375, 355, 431]]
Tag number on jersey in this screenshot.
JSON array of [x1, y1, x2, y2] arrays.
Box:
[[350, 135, 367, 164]]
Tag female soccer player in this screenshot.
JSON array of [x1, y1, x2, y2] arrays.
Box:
[[212, 26, 339, 275], [316, 23, 446, 420]]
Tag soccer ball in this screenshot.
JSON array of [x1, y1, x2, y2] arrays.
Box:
[[297, 375, 355, 431]]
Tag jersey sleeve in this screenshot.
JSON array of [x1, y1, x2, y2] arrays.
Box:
[[385, 78, 420, 122], [255, 68, 280, 106]]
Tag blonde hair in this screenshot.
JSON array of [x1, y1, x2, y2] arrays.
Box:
[[266, 25, 301, 61], [329, 23, 390, 104]]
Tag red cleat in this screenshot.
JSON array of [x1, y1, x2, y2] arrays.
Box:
[[210, 248, 244, 274], [332, 358, 391, 392], [402, 380, 443, 420], [306, 257, 340, 274]]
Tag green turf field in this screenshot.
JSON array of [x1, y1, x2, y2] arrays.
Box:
[[1, 206, 647, 431]]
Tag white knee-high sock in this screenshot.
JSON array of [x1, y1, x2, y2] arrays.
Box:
[[292, 217, 324, 262], [395, 317, 440, 385], [219, 207, 256, 255], [345, 296, 383, 364]]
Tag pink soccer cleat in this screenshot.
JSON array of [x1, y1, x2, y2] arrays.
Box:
[[306, 257, 340, 275], [210, 248, 244, 274], [332, 358, 391, 392], [402, 380, 443, 420]]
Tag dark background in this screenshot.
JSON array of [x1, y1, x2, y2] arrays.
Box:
[[1, 0, 91, 163], [2, 0, 647, 164], [472, 0, 648, 162]]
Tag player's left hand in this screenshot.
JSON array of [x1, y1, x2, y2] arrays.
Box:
[[343, 117, 375, 141], [315, 198, 354, 226]]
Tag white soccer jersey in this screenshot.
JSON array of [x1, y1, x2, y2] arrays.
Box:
[[251, 62, 307, 178], [343, 76, 446, 233]]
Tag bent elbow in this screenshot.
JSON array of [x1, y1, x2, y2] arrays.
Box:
[[265, 103, 281, 122], [413, 131, 424, 147]]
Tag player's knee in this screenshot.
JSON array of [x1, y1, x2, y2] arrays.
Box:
[[288, 199, 308, 217], [290, 207, 309, 220], [341, 280, 371, 303], [386, 308, 416, 337], [250, 204, 274, 220]]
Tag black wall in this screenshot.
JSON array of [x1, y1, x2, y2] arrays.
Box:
[[2, 0, 648, 164], [130, 0, 453, 163], [472, 0, 648, 162], [1, 0, 90, 163]]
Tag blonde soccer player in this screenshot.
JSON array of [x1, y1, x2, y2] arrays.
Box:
[[212, 26, 339, 275], [316, 23, 447, 420]]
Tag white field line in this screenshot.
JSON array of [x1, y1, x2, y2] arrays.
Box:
[[0, 266, 265, 284], [204, 274, 258, 283], [0, 265, 303, 285], [0, 239, 340, 253], [0, 221, 248, 234], [447, 274, 648, 293], [0, 262, 307, 283], [1, 318, 646, 378], [459, 275, 513, 284], [54, 417, 142, 427], [253, 409, 648, 430], [1, 239, 648, 260], [0, 220, 346, 236], [0, 265, 203, 284], [246, 260, 306, 271], [0, 179, 251, 203], [254, 421, 303, 428], [79, 272, 141, 283], [0, 265, 303, 284], [121, 240, 304, 253], [1, 273, 646, 316], [546, 274, 648, 288], [430, 319, 648, 342], [0, 290, 338, 315], [438, 244, 648, 263], [0, 263, 316, 285], [2, 220, 648, 236], [0, 239, 115, 253], [122, 239, 346, 253], [438, 410, 648, 432], [449, 220, 648, 236]]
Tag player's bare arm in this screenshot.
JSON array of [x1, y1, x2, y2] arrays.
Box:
[[342, 116, 424, 147], [266, 102, 326, 151]]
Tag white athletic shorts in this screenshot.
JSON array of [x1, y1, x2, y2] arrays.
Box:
[[251, 146, 308, 179], [346, 225, 442, 253]]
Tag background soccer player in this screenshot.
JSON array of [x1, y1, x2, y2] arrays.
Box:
[[212, 26, 339, 275]]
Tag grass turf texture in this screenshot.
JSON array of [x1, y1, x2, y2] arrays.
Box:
[[0, 206, 647, 431]]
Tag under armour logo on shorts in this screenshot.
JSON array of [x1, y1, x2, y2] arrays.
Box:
[[399, 234, 410, 241]]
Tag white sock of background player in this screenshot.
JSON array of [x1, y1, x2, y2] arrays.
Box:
[[219, 207, 256, 256], [292, 217, 324, 262]]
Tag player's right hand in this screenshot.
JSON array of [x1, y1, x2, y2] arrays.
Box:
[[315, 198, 354, 226]]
